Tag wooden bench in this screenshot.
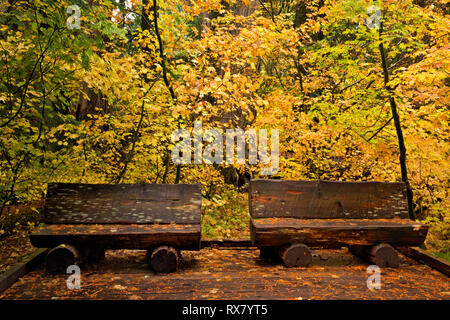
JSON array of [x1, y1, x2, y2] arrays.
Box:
[[30, 183, 202, 273], [249, 179, 429, 268]]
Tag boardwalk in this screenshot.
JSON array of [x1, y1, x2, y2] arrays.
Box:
[[1, 248, 449, 300]]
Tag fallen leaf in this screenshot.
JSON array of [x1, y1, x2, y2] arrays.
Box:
[[113, 284, 126, 290]]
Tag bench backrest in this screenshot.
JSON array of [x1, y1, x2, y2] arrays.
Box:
[[44, 183, 202, 224], [249, 179, 409, 219]]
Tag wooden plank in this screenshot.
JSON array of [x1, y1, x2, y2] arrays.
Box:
[[2, 248, 450, 300], [396, 246, 450, 277], [251, 218, 428, 248], [44, 183, 202, 224], [249, 179, 409, 219], [0, 248, 48, 295], [29, 224, 201, 251]]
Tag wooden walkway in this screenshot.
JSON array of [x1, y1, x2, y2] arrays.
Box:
[[1, 248, 449, 300]]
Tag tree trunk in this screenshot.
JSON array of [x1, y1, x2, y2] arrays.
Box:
[[379, 23, 415, 220], [141, 0, 152, 31]]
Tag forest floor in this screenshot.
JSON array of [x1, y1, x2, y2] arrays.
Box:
[[1, 247, 449, 300]]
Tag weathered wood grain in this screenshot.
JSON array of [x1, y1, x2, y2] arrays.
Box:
[[44, 183, 202, 224], [2, 249, 449, 300], [249, 179, 409, 219], [30, 224, 201, 250], [251, 218, 428, 248]]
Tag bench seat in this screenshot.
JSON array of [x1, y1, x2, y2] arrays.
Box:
[[30, 224, 201, 250], [251, 218, 428, 248]]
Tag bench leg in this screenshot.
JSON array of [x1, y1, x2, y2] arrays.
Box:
[[147, 245, 179, 273], [46, 244, 89, 274], [277, 243, 312, 267], [349, 243, 399, 268]]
